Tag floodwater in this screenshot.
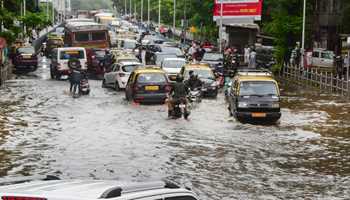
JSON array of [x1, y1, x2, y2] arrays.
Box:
[[0, 57, 349, 199]]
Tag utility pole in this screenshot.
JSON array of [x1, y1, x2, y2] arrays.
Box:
[[130, 0, 132, 17], [52, 0, 55, 25], [23, 0, 26, 36], [1, 0, 4, 32], [173, 0, 176, 34], [147, 0, 150, 24], [158, 0, 161, 27], [219, 0, 223, 53], [124, 0, 127, 15], [301, 0, 306, 68], [134, 1, 136, 19], [141, 0, 143, 23]]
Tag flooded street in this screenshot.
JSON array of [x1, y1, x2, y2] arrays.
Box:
[[0, 57, 350, 199]]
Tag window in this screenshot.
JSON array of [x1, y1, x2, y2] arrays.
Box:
[[59, 50, 85, 60], [165, 196, 197, 200], [239, 81, 278, 96], [75, 32, 89, 42], [136, 73, 166, 83], [321, 52, 333, 59], [92, 32, 106, 41], [312, 51, 320, 58], [112, 64, 120, 72]]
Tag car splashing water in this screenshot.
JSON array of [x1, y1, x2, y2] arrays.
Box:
[[0, 61, 350, 199]]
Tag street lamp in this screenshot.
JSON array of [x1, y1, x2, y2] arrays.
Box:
[[301, 0, 306, 68], [158, 0, 161, 27], [219, 0, 223, 52], [173, 0, 176, 34]]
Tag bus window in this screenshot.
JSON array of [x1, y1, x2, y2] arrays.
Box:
[[91, 32, 106, 41], [75, 32, 89, 42]]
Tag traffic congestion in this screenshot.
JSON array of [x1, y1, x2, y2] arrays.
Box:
[[1, 9, 350, 200]]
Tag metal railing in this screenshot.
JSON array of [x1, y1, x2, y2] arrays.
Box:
[[280, 64, 350, 98]]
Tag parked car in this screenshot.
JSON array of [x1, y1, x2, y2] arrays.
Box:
[[103, 61, 143, 90], [50, 47, 87, 79], [125, 66, 171, 103], [180, 63, 219, 97], [13, 46, 38, 72], [227, 68, 281, 123], [311, 48, 334, 68], [0, 176, 199, 200], [161, 57, 186, 82]]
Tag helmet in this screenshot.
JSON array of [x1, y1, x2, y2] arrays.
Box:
[[176, 74, 183, 82], [189, 70, 194, 76], [68, 58, 81, 68]]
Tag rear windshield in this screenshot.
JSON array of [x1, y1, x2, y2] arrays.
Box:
[[239, 81, 278, 96], [17, 47, 35, 54], [123, 64, 141, 72], [60, 50, 85, 60], [122, 40, 137, 49], [184, 69, 215, 80], [92, 32, 106, 41], [162, 60, 186, 68], [137, 73, 166, 83], [75, 32, 89, 42], [94, 50, 106, 57], [203, 53, 223, 61]]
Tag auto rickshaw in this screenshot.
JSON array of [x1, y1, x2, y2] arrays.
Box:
[[45, 36, 64, 57]]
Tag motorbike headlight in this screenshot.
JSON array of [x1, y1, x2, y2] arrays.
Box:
[[271, 102, 280, 108], [238, 102, 249, 108]]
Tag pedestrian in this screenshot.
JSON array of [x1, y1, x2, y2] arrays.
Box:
[[68, 58, 83, 95], [244, 46, 250, 64], [335, 55, 343, 78], [248, 48, 257, 68]]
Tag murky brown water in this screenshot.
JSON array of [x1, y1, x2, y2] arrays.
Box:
[[0, 60, 349, 199]]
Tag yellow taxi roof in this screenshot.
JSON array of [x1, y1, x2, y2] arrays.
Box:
[[237, 75, 277, 83], [183, 63, 210, 70], [134, 66, 165, 74]]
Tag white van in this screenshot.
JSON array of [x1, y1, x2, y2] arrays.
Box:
[[50, 47, 87, 80]]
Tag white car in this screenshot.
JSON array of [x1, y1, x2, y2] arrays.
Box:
[[0, 176, 199, 200], [161, 58, 186, 82], [103, 61, 143, 90]]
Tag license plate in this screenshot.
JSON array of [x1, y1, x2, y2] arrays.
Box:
[[252, 113, 266, 118], [23, 55, 31, 59], [145, 85, 159, 91]]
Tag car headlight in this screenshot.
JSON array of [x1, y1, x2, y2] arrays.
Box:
[[271, 102, 280, 108], [238, 102, 249, 108]]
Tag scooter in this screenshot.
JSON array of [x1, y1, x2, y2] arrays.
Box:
[[188, 88, 202, 104], [79, 75, 90, 95]]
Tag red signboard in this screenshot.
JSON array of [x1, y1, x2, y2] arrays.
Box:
[[213, 0, 263, 20]]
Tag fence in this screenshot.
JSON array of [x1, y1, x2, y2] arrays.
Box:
[[280, 64, 350, 98]]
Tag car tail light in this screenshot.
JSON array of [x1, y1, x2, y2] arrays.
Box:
[[91, 55, 96, 59], [2, 196, 47, 200]]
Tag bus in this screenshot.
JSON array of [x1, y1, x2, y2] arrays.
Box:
[[64, 21, 110, 49]]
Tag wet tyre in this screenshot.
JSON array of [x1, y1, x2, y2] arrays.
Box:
[[102, 79, 106, 88]]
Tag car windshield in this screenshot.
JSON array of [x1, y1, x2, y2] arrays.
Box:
[[60, 50, 85, 60], [161, 47, 183, 56], [122, 40, 137, 49], [137, 73, 166, 83], [18, 47, 35, 54], [156, 54, 177, 63], [184, 69, 215, 80], [118, 58, 138, 63], [203, 53, 223, 61], [122, 64, 141, 72], [162, 60, 186, 68], [239, 81, 278, 96]]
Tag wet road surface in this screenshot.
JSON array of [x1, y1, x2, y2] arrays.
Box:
[[0, 57, 350, 199]]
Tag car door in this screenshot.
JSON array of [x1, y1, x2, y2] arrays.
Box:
[[125, 72, 135, 99], [111, 64, 121, 84], [105, 64, 116, 84], [321, 52, 334, 68], [312, 51, 320, 67]]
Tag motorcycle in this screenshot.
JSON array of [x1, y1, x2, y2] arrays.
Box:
[[188, 88, 202, 104], [72, 73, 90, 98], [169, 98, 190, 119]]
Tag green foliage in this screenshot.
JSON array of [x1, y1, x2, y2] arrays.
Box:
[[262, 0, 303, 71]]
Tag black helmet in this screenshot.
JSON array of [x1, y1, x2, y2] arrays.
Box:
[[68, 58, 81, 68], [189, 70, 194, 76], [176, 74, 183, 82]]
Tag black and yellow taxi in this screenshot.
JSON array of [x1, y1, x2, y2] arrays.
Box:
[[125, 66, 171, 103], [179, 63, 219, 97], [227, 69, 281, 123]]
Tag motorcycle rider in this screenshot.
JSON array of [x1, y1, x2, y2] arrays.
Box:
[[167, 75, 189, 117], [68, 58, 83, 95], [185, 70, 203, 90]]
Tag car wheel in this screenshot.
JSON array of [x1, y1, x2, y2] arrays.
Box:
[[102, 79, 107, 88], [114, 81, 121, 91], [55, 72, 61, 80], [50, 66, 55, 79]]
